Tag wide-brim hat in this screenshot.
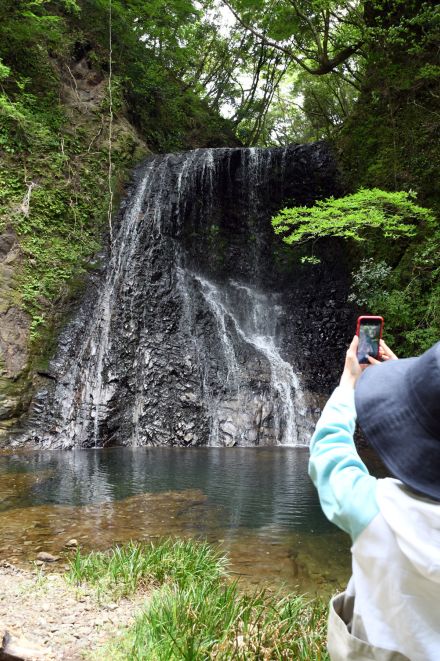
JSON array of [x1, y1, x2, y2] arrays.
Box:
[[355, 341, 440, 501]]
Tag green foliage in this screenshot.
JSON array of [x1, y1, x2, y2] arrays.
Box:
[[272, 188, 434, 247], [67, 0, 235, 152], [0, 91, 116, 334], [29, 315, 46, 341], [300, 255, 321, 265], [108, 582, 328, 660], [256, 66, 360, 146], [81, 540, 329, 661], [348, 258, 392, 307], [333, 1, 440, 355], [227, 0, 364, 78], [67, 539, 227, 599], [0, 0, 234, 370], [0, 60, 10, 81], [416, 64, 440, 81], [0, 2, 108, 347], [338, 2, 439, 207], [273, 183, 439, 354], [349, 234, 440, 355], [215, 0, 438, 152]]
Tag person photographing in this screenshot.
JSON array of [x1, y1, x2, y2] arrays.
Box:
[[309, 333, 440, 660]]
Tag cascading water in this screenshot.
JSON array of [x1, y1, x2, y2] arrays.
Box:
[[23, 144, 338, 449], [183, 275, 307, 446]]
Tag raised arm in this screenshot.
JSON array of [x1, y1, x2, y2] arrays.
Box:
[[308, 336, 379, 541]]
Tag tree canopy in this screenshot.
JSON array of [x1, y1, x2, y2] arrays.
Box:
[[222, 0, 364, 76], [0, 0, 439, 355]]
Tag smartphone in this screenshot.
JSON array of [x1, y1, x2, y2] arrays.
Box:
[[356, 315, 384, 364]]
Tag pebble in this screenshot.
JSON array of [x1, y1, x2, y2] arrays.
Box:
[[64, 539, 78, 548], [36, 552, 60, 563], [105, 603, 118, 611], [62, 615, 77, 625]]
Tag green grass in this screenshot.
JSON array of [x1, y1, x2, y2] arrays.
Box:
[[68, 540, 329, 660], [67, 538, 228, 598], [105, 582, 329, 660]]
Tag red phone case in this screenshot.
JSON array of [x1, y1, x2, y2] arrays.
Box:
[[356, 315, 384, 360]]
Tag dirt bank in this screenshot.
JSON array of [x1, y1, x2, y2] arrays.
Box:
[[0, 562, 145, 660]]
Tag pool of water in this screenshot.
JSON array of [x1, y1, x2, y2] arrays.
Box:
[[0, 447, 353, 594]]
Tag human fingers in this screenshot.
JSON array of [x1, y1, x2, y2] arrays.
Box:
[[340, 336, 362, 388], [379, 339, 398, 360], [367, 355, 381, 365], [347, 334, 358, 357]]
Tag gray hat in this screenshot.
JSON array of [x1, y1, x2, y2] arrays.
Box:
[[355, 341, 440, 501]]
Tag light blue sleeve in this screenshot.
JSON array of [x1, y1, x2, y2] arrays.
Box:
[[308, 385, 379, 541]]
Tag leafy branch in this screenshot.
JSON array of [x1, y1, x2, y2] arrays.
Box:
[[272, 188, 435, 247], [221, 0, 364, 76]]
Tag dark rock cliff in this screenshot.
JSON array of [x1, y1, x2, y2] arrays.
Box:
[[5, 144, 354, 449]]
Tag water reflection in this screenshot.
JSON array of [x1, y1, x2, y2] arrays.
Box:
[[0, 447, 352, 593], [1, 448, 327, 529]]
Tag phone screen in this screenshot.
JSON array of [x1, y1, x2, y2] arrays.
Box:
[[358, 320, 381, 364]]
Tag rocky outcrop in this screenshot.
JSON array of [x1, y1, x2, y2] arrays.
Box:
[[0, 228, 29, 377], [5, 144, 353, 449], [0, 227, 32, 434], [0, 51, 150, 445]]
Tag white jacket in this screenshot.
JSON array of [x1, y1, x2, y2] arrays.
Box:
[[309, 387, 440, 660]]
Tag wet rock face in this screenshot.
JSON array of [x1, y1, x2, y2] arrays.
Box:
[[0, 229, 30, 378], [12, 144, 352, 449], [0, 228, 32, 434], [0, 307, 30, 377]]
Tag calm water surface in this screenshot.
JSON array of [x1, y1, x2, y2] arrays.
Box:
[[0, 447, 353, 593]]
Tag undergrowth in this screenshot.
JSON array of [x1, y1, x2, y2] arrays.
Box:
[[67, 539, 228, 599], [106, 583, 329, 660], [68, 540, 329, 660], [0, 65, 145, 356]]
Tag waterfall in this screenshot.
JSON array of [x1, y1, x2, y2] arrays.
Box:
[[50, 156, 171, 447], [188, 275, 308, 446], [24, 144, 337, 448]]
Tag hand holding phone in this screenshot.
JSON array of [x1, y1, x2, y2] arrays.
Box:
[[368, 339, 398, 365], [356, 316, 384, 364], [340, 335, 363, 389]]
